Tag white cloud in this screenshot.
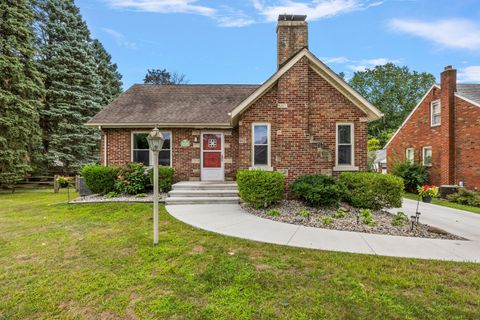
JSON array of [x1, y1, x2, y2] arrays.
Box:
[[102, 28, 137, 49], [458, 66, 480, 83], [217, 16, 256, 27], [106, 0, 216, 16], [252, 0, 382, 22], [320, 56, 400, 72], [389, 18, 480, 50], [319, 56, 350, 64]]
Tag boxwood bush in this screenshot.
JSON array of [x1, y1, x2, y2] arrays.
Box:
[[148, 167, 175, 192], [390, 161, 429, 193], [339, 172, 404, 210], [236, 170, 284, 208], [291, 175, 345, 207], [81, 165, 118, 195], [115, 162, 150, 195]]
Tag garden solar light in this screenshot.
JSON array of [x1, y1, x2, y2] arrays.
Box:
[[410, 216, 416, 231], [147, 127, 165, 245], [416, 211, 421, 223]]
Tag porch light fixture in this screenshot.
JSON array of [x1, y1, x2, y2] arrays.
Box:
[[146, 127, 165, 245]]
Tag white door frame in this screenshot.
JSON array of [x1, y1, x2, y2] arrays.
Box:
[[200, 131, 225, 181]]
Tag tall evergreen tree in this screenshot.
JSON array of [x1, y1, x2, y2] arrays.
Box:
[[92, 39, 122, 106], [36, 0, 102, 173], [0, 0, 44, 189]]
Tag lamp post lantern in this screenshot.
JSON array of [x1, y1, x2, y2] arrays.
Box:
[[146, 127, 165, 245]]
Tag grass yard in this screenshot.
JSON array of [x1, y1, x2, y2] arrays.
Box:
[[404, 192, 480, 215], [1, 190, 480, 319]]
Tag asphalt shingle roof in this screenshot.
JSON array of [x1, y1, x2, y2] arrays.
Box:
[[457, 84, 480, 105], [87, 84, 260, 125]]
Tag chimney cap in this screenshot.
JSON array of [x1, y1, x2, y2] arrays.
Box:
[[444, 65, 453, 71], [278, 14, 307, 21]]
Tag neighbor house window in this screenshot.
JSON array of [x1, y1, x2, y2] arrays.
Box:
[[405, 148, 414, 164], [132, 132, 171, 166], [336, 123, 354, 166], [252, 123, 270, 166], [423, 146, 432, 166], [431, 100, 441, 127]]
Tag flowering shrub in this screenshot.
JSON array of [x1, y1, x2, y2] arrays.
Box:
[[115, 162, 150, 195], [56, 176, 73, 187], [417, 185, 439, 198]]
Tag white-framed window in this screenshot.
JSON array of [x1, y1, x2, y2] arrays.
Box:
[[131, 131, 172, 166], [336, 123, 354, 166], [431, 100, 441, 127], [423, 146, 432, 166], [252, 123, 270, 167], [405, 148, 414, 164]]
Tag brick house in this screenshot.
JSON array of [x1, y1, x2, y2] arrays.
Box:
[[86, 15, 382, 185], [385, 66, 480, 190]]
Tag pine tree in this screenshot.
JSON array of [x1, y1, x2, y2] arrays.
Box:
[[36, 0, 102, 173], [0, 0, 44, 189], [92, 39, 122, 106]]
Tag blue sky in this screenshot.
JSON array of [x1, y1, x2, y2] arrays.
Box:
[[76, 0, 480, 89]]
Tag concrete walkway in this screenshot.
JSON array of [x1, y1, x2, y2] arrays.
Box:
[[166, 200, 480, 262]]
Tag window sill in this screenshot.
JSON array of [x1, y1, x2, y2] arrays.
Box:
[[430, 124, 441, 128], [333, 166, 359, 172], [249, 166, 273, 171]]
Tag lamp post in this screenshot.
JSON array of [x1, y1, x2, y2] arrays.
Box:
[[146, 127, 165, 245]]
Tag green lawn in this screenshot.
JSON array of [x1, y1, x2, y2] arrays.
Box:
[[1, 190, 479, 319], [404, 192, 480, 214]]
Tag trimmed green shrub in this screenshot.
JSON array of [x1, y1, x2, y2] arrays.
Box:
[[115, 162, 150, 195], [359, 209, 374, 226], [291, 175, 345, 207], [332, 207, 347, 218], [340, 172, 404, 210], [148, 167, 175, 192], [81, 165, 118, 195], [447, 189, 480, 207], [390, 161, 429, 193], [236, 170, 284, 208]]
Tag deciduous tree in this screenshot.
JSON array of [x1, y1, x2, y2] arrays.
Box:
[[349, 63, 435, 146]]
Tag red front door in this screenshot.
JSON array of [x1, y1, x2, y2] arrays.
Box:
[[201, 133, 224, 181]]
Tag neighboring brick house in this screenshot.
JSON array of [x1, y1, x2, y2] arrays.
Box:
[[86, 15, 382, 185], [385, 66, 480, 190]]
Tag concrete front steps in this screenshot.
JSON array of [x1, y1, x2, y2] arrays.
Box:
[[166, 181, 240, 205]]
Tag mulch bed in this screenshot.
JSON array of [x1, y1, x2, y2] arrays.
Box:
[[69, 192, 167, 204], [241, 200, 465, 240]]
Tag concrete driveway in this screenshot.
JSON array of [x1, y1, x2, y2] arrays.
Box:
[[166, 199, 480, 262], [388, 198, 480, 241]]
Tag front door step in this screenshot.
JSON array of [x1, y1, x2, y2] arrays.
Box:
[[166, 181, 239, 205]]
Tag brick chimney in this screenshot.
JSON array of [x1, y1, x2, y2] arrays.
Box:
[[440, 65, 457, 185], [277, 14, 308, 69]]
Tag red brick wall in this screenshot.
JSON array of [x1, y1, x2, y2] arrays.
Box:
[[386, 87, 480, 190], [101, 128, 238, 182], [455, 97, 480, 190], [386, 87, 443, 186], [238, 57, 368, 187]]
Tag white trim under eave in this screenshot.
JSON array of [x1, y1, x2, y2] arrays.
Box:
[[229, 48, 383, 125], [455, 93, 480, 108], [85, 122, 233, 129], [383, 84, 440, 150]]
